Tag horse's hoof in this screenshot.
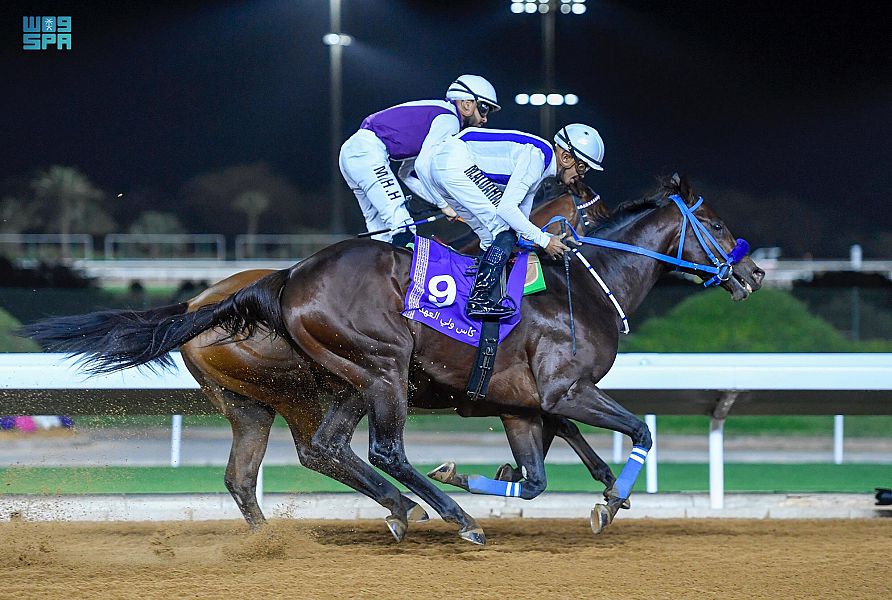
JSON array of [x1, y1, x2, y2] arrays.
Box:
[[385, 515, 408, 543], [494, 463, 516, 482], [590, 504, 612, 535], [427, 462, 456, 484], [406, 503, 430, 523], [458, 526, 486, 546], [603, 486, 631, 510]]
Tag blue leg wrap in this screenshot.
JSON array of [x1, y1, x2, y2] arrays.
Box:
[[467, 475, 523, 497], [614, 445, 648, 499]]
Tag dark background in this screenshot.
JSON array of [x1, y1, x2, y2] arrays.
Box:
[[2, 1, 889, 256]]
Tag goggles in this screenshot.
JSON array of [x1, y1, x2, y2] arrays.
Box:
[[477, 101, 494, 117]]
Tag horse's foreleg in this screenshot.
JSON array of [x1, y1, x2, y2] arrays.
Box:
[[549, 415, 618, 491], [364, 378, 486, 545], [541, 379, 652, 533]]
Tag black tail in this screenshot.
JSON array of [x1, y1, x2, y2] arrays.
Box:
[[19, 269, 292, 374]]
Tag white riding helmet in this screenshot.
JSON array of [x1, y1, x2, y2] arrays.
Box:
[[445, 75, 501, 112], [554, 123, 605, 171]]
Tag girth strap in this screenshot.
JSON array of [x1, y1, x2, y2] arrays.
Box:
[[467, 320, 500, 400]]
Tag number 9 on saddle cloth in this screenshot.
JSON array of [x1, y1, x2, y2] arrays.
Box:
[[402, 236, 543, 400]]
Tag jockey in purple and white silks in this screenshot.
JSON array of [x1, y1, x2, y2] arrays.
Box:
[[339, 75, 500, 247], [416, 123, 606, 319]]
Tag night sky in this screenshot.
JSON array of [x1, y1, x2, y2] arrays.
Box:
[[2, 1, 889, 256]]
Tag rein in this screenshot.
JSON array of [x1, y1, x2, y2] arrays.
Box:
[[552, 194, 748, 286], [530, 193, 749, 334]]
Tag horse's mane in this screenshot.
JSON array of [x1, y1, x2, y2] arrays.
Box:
[[587, 175, 687, 235]]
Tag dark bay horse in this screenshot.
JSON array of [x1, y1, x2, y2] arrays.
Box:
[[26, 186, 614, 540], [24, 175, 764, 545]]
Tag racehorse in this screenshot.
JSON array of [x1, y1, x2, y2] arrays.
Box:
[[25, 185, 615, 539], [178, 185, 612, 537], [23, 175, 764, 545]]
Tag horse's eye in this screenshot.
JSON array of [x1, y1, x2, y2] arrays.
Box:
[[712, 222, 723, 231]]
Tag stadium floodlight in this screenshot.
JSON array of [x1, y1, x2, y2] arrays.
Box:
[[322, 33, 352, 46], [509, 0, 587, 136], [515, 92, 580, 107]]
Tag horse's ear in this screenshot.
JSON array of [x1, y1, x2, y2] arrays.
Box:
[[676, 173, 696, 204]]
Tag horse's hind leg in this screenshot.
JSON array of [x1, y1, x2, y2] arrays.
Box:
[[277, 394, 428, 542], [208, 385, 275, 529], [490, 415, 617, 496], [434, 414, 549, 500], [364, 375, 485, 545]]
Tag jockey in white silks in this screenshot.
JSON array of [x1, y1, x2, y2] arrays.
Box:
[[416, 123, 606, 319], [339, 75, 500, 247]]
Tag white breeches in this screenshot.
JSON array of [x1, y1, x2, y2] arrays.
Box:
[[339, 129, 413, 242]]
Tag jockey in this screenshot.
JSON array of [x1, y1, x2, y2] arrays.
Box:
[[416, 123, 605, 319], [339, 75, 500, 247]]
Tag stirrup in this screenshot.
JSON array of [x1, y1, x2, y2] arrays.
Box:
[[466, 298, 515, 320]]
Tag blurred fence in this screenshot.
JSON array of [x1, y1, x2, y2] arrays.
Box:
[[0, 233, 93, 261], [3, 352, 891, 509], [103, 234, 226, 260]]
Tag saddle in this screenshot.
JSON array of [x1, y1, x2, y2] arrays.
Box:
[[400, 236, 546, 401]]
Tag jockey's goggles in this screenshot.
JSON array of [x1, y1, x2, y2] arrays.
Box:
[[573, 158, 589, 178], [477, 101, 494, 117]]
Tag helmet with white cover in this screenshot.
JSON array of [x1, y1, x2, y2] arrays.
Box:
[[554, 123, 605, 171], [446, 75, 501, 112]]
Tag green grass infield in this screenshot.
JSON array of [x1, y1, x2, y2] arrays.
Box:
[[1, 463, 888, 495]]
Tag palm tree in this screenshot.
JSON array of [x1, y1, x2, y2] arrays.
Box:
[[30, 166, 111, 260], [232, 190, 271, 258], [128, 211, 187, 259]]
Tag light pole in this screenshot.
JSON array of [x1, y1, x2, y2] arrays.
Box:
[[324, 0, 352, 233], [510, 0, 586, 137]]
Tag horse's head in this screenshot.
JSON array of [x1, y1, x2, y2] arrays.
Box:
[[664, 174, 764, 300], [532, 179, 609, 234]]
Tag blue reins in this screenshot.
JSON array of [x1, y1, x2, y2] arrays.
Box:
[[535, 194, 749, 287]]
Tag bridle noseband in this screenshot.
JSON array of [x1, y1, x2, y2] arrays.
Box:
[[553, 193, 749, 287], [525, 192, 750, 335]]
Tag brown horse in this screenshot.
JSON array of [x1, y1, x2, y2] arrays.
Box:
[[178, 184, 615, 536], [24, 175, 764, 545], [24, 186, 612, 539]]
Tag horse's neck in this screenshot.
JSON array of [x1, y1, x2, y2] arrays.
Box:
[[576, 207, 677, 317]]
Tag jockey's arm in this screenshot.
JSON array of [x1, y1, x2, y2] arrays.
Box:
[[495, 146, 552, 248], [398, 159, 451, 210], [398, 113, 459, 210]]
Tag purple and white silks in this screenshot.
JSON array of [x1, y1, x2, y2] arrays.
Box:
[[360, 100, 459, 161], [402, 237, 528, 346]]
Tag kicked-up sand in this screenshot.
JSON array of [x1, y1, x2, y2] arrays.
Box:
[[0, 517, 890, 599]]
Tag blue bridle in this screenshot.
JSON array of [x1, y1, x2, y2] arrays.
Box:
[[534, 194, 749, 287]]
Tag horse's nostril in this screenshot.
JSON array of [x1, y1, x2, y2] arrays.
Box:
[[753, 268, 765, 284]]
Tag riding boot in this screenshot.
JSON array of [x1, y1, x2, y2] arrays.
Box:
[[465, 231, 517, 320]]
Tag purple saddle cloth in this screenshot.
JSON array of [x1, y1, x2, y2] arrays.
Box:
[[402, 236, 529, 346]]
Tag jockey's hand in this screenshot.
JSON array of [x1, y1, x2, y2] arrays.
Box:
[[440, 205, 458, 221], [543, 233, 571, 258]]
